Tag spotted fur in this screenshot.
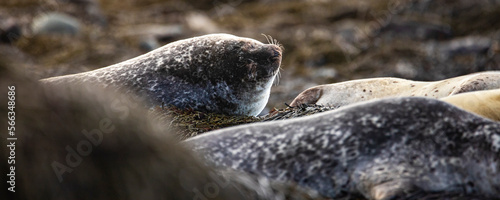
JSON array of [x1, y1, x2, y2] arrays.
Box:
[[185, 97, 500, 199], [42, 34, 282, 116]]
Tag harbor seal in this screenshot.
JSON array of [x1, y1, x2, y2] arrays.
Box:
[[0, 63, 319, 200], [185, 97, 500, 200], [441, 88, 500, 121], [290, 71, 500, 107], [41, 33, 282, 116]]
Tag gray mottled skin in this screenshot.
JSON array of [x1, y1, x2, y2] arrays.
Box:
[[184, 97, 500, 200], [41, 34, 282, 116]]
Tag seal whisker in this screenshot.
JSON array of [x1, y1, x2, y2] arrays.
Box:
[[273, 38, 284, 51], [261, 33, 271, 44], [273, 66, 283, 86], [261, 33, 284, 51]]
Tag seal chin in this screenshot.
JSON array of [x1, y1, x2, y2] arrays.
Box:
[[236, 77, 275, 116], [238, 44, 281, 116]]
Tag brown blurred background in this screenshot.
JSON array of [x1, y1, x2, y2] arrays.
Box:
[[1, 0, 500, 112]]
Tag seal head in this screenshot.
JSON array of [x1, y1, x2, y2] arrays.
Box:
[[42, 34, 282, 116]]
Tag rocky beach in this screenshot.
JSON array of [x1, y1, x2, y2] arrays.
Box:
[[1, 0, 500, 199]]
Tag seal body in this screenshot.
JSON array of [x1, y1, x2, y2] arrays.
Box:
[[441, 88, 500, 121], [290, 71, 500, 107], [41, 34, 282, 116], [185, 97, 500, 199]]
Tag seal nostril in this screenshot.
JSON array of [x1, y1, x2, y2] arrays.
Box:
[[273, 49, 281, 57], [265, 45, 282, 58]]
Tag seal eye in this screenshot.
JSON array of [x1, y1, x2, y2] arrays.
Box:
[[246, 59, 258, 79]]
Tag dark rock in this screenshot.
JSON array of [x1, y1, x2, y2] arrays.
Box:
[[378, 19, 453, 41], [347, 36, 497, 81], [434, 36, 492, 58], [0, 18, 22, 44]]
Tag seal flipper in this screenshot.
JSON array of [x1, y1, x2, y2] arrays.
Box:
[[369, 179, 415, 200], [290, 86, 323, 106]]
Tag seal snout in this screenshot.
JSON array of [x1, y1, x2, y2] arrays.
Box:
[[270, 45, 282, 57], [266, 45, 282, 64], [271, 45, 282, 57]]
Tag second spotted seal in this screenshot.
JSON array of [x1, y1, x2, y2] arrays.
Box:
[[42, 34, 282, 116], [290, 71, 500, 107], [185, 97, 500, 200]]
